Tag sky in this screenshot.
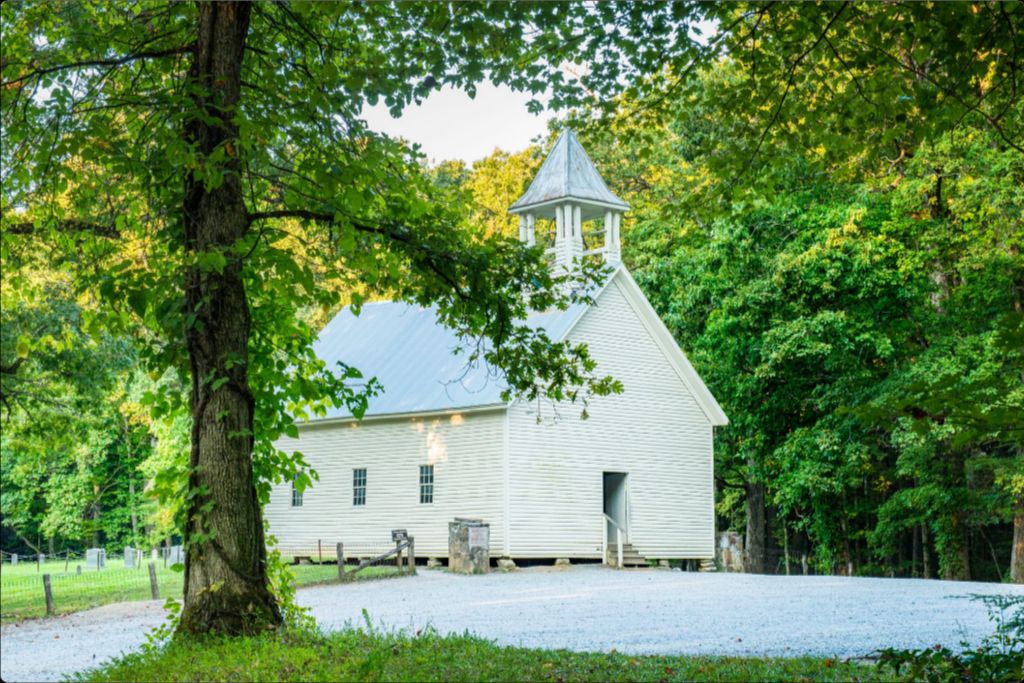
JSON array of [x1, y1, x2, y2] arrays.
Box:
[[361, 83, 554, 165], [360, 17, 718, 166]]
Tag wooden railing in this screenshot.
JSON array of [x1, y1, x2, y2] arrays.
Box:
[[336, 537, 415, 581]]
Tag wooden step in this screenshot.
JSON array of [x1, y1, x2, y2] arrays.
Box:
[[606, 543, 648, 567]]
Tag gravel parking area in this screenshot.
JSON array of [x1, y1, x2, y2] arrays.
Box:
[[2, 565, 1021, 682]]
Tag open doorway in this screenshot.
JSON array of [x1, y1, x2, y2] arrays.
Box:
[[603, 471, 628, 543]]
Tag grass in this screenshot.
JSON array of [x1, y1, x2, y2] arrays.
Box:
[[0, 560, 402, 621], [74, 628, 888, 682]]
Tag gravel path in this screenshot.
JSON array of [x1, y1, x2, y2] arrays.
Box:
[[2, 566, 1021, 682]]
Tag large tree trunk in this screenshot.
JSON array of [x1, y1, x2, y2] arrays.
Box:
[[922, 523, 932, 579], [92, 484, 102, 548], [177, 1, 280, 635], [744, 475, 766, 574], [124, 416, 140, 545], [1011, 495, 1024, 584], [941, 515, 972, 581], [128, 475, 139, 544]]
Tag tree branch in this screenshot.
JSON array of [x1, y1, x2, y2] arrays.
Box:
[[246, 209, 470, 300], [1, 45, 193, 89], [737, 2, 850, 180], [4, 219, 120, 239]]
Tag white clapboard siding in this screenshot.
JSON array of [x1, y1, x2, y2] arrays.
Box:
[[506, 274, 715, 559], [265, 409, 506, 558]]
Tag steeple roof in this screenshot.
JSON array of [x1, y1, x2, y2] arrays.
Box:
[[510, 130, 628, 215]]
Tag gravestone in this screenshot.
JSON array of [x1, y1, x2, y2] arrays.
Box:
[[151, 548, 159, 562], [167, 545, 184, 565], [38, 553, 45, 564], [448, 518, 489, 574], [124, 546, 137, 568], [716, 531, 744, 572], [9, 553, 17, 565], [85, 547, 106, 569]]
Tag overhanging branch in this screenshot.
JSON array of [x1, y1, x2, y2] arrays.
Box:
[[246, 209, 469, 300], [1, 45, 193, 89], [4, 218, 120, 239]]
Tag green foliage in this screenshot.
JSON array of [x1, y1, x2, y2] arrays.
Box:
[[877, 594, 1024, 682], [5, 0, 698, 623], [74, 627, 882, 683], [0, 271, 156, 553], [1, 1, 1021, 627]]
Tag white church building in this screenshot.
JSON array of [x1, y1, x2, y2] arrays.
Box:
[[265, 131, 727, 566]]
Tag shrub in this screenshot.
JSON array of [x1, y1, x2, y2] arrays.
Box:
[[877, 594, 1023, 682]]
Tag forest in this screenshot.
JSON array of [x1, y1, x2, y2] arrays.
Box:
[[1, 1, 1022, 640]]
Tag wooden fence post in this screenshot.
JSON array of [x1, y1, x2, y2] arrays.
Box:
[[395, 541, 402, 570], [43, 574, 53, 616], [408, 538, 415, 574], [148, 562, 160, 600], [318, 540, 322, 564], [336, 543, 345, 580]]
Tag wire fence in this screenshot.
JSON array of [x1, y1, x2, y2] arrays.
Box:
[[0, 548, 182, 572], [1, 558, 178, 621], [1, 536, 416, 620]]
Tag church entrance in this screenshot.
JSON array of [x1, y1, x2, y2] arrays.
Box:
[[603, 471, 628, 544]]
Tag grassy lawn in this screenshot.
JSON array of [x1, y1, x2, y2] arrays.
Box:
[[74, 628, 887, 682], [0, 560, 401, 621]]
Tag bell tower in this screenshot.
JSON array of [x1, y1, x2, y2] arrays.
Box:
[[510, 130, 628, 276]]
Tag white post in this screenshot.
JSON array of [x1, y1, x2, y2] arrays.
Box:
[[616, 527, 624, 569], [555, 205, 569, 275], [567, 204, 583, 272], [518, 215, 527, 242], [605, 211, 621, 265], [526, 214, 536, 246]]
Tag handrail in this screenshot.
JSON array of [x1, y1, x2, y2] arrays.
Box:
[[602, 514, 624, 569], [602, 513, 624, 533]]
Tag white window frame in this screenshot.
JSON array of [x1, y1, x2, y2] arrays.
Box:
[[419, 464, 434, 504], [353, 468, 367, 506]]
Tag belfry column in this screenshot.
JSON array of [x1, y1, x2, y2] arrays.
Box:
[[604, 210, 621, 265]]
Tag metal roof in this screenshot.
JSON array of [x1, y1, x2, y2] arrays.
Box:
[[510, 130, 629, 215], [306, 266, 728, 427], [310, 299, 587, 420]]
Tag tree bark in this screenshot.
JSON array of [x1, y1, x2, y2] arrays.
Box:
[[911, 524, 920, 577], [92, 484, 102, 548], [1011, 495, 1024, 584], [124, 416, 140, 545], [128, 475, 139, 545], [922, 523, 932, 579], [177, 1, 280, 635], [744, 476, 766, 574], [941, 515, 972, 581]]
